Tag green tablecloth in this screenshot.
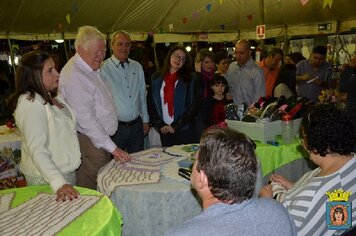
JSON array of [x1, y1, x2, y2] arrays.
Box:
[[0, 185, 122, 236], [255, 136, 308, 176]]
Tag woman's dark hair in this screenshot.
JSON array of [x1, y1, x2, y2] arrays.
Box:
[[209, 74, 229, 95], [273, 63, 297, 96], [197, 128, 257, 203], [9, 51, 55, 111], [287, 52, 305, 65], [214, 50, 228, 64], [301, 103, 356, 156], [160, 45, 192, 84]]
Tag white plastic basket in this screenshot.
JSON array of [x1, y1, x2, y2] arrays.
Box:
[[226, 119, 281, 143], [226, 117, 303, 143]]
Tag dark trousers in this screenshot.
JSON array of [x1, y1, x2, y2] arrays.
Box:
[[111, 117, 144, 153], [76, 133, 112, 190], [160, 124, 198, 147]]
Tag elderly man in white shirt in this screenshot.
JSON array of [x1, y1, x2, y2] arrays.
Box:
[[60, 26, 131, 190]]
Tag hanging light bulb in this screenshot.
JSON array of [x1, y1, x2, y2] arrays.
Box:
[[55, 39, 64, 43], [186, 46, 191, 52]]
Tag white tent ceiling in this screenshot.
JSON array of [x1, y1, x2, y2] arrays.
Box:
[[0, 0, 355, 42]]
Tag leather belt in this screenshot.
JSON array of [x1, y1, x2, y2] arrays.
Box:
[[118, 116, 140, 127]]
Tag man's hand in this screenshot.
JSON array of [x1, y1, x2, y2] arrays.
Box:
[[112, 147, 131, 163], [143, 123, 150, 136]]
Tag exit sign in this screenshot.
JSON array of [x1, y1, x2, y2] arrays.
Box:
[[318, 23, 332, 31]]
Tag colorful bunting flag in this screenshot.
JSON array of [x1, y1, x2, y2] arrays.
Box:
[[206, 3, 212, 12], [192, 12, 199, 20], [66, 13, 71, 24], [169, 24, 174, 31], [323, 0, 333, 8], [182, 17, 188, 24], [247, 14, 253, 21], [277, 0, 282, 7], [71, 0, 79, 13], [300, 0, 309, 6]]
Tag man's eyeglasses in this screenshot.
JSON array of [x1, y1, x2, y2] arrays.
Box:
[[172, 52, 186, 62]]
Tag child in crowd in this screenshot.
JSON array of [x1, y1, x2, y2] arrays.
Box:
[[202, 74, 233, 128]]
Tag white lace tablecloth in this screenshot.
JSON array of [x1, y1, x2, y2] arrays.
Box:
[[101, 145, 202, 236]]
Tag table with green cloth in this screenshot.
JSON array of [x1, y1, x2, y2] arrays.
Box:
[[0, 185, 122, 236], [255, 136, 315, 183]]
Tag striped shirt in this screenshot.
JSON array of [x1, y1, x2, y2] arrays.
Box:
[[282, 156, 356, 236]]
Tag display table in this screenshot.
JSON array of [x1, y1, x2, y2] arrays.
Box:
[[0, 126, 24, 189], [0, 125, 21, 150], [0, 185, 122, 236], [98, 147, 202, 236], [255, 136, 310, 176]]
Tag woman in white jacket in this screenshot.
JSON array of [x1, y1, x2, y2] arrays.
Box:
[[12, 51, 81, 202]]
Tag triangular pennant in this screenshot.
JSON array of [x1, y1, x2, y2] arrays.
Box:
[[300, 0, 309, 6], [247, 14, 253, 21], [192, 12, 199, 20], [182, 17, 188, 25], [169, 24, 174, 31], [206, 3, 212, 12], [66, 13, 71, 24], [71, 0, 79, 13], [323, 0, 333, 8]]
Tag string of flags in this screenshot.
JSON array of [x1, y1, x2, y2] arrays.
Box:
[[55, 0, 334, 34], [163, 0, 334, 33]]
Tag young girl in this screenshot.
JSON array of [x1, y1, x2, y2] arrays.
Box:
[[202, 74, 233, 127]]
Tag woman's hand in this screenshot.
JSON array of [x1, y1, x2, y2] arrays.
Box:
[[270, 174, 294, 190], [56, 184, 79, 202], [160, 125, 175, 134], [259, 184, 273, 198]]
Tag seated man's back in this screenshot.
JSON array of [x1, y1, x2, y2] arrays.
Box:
[[166, 198, 295, 236]]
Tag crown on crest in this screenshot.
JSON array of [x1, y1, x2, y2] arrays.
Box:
[[326, 189, 352, 202]]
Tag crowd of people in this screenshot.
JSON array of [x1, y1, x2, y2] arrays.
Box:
[[5, 25, 356, 235]]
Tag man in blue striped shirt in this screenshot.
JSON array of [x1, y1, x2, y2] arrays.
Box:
[[101, 30, 150, 153]]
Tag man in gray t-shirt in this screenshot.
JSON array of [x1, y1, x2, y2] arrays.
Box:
[[165, 128, 296, 236], [296, 45, 332, 102]]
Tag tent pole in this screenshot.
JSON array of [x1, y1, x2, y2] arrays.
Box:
[[6, 34, 17, 90], [284, 24, 289, 55], [62, 32, 69, 61], [258, 0, 265, 47], [153, 42, 159, 72]]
